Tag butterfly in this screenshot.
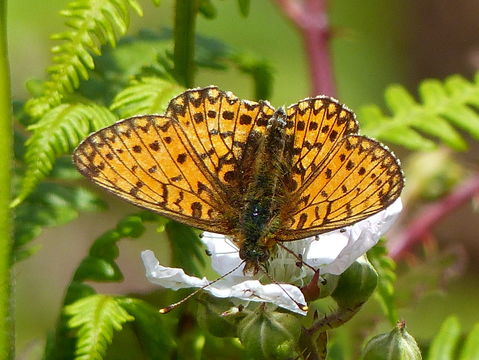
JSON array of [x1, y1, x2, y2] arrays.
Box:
[[73, 86, 404, 274]]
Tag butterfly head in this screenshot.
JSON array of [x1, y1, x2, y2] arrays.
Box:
[[239, 242, 270, 274]]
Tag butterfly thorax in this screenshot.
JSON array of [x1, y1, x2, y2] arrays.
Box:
[[237, 108, 292, 274]]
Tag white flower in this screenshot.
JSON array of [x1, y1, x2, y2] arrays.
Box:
[[142, 199, 402, 315]]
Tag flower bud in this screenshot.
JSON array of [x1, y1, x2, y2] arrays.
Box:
[[361, 321, 422, 360], [331, 256, 378, 309], [238, 306, 301, 360], [196, 294, 244, 338]]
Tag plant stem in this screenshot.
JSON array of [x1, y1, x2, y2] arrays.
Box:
[[275, 0, 336, 96], [306, 302, 363, 335], [0, 0, 13, 358], [173, 0, 199, 88], [389, 173, 479, 260]]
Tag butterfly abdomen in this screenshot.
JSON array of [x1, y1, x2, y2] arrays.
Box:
[[236, 108, 294, 270]]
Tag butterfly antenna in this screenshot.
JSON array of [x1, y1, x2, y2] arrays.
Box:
[[275, 241, 318, 273], [159, 260, 246, 314], [259, 266, 309, 312]]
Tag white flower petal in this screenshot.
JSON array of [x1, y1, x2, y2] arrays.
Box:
[[306, 198, 403, 275], [142, 250, 209, 289], [201, 232, 245, 278], [141, 250, 307, 315]]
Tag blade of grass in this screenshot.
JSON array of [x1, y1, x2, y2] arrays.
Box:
[[0, 0, 13, 358]]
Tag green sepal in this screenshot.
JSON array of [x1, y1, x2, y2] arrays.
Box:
[[238, 306, 301, 360], [197, 294, 245, 338]]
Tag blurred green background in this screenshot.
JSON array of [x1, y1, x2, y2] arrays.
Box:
[[8, 0, 479, 357]]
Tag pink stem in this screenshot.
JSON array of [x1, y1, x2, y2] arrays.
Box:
[[388, 173, 479, 260], [275, 0, 336, 97]]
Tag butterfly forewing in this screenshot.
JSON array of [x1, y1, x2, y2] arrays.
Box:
[[165, 86, 275, 188], [279, 135, 403, 240], [73, 115, 232, 233], [285, 97, 359, 192]]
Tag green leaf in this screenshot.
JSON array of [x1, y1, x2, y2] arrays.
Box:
[[73, 256, 123, 282], [368, 239, 398, 325], [427, 316, 461, 360], [110, 77, 184, 118], [116, 297, 175, 359], [195, 34, 274, 100], [25, 0, 143, 118], [199, 0, 217, 18], [72, 212, 158, 283], [13, 182, 106, 262], [13, 103, 117, 206], [359, 73, 479, 150], [459, 322, 479, 360], [237, 0, 250, 16], [165, 221, 206, 277], [65, 295, 134, 360]]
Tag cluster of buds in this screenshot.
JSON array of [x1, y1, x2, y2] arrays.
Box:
[[142, 199, 421, 358]]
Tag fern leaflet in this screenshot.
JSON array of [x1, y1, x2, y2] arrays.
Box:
[[13, 103, 117, 206], [110, 77, 183, 118], [25, 0, 142, 119], [359, 73, 479, 150], [65, 295, 134, 360]]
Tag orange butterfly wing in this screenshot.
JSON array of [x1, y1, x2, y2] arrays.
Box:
[[73, 87, 275, 233], [278, 97, 403, 240]]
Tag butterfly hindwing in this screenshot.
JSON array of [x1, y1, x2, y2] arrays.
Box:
[[285, 97, 359, 193], [279, 135, 403, 240]]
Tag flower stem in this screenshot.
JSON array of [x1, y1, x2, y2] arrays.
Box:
[[389, 173, 479, 260], [0, 0, 13, 358], [274, 0, 336, 96], [306, 302, 363, 334], [173, 0, 199, 88]]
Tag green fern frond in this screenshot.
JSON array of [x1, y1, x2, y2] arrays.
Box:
[[110, 77, 183, 118], [25, 0, 142, 119], [66, 295, 134, 360], [14, 182, 105, 262], [359, 73, 479, 150], [12, 103, 117, 206]]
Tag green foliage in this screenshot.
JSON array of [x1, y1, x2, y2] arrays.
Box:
[[14, 182, 106, 262], [427, 316, 461, 360], [116, 297, 175, 359], [459, 322, 479, 360], [199, 0, 217, 19], [359, 73, 479, 150], [13, 103, 117, 206], [368, 239, 398, 325], [25, 0, 143, 119], [165, 221, 206, 277], [110, 77, 184, 118], [65, 294, 134, 360], [72, 212, 158, 284], [237, 0, 251, 17], [195, 35, 274, 100], [45, 212, 162, 359], [422, 317, 479, 359]]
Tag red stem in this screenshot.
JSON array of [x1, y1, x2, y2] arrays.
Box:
[[388, 173, 479, 260], [275, 0, 336, 97]]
